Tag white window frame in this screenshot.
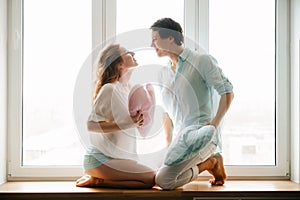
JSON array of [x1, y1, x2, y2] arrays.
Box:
[[7, 0, 290, 180]]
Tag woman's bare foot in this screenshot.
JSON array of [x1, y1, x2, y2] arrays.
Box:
[[207, 153, 227, 186], [76, 174, 104, 187]]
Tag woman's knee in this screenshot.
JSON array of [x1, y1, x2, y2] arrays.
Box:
[[143, 171, 156, 188]]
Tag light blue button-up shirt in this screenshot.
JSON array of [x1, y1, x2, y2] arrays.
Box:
[[158, 48, 233, 149]]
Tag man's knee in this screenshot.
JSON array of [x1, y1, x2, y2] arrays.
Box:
[[155, 168, 177, 190]]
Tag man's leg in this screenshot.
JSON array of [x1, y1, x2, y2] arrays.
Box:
[[155, 142, 216, 190], [205, 153, 226, 185]]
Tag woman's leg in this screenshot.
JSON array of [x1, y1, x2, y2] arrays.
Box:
[[76, 159, 156, 189]]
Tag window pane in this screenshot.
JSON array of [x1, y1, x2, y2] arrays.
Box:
[[209, 0, 276, 165], [23, 0, 91, 165], [116, 0, 184, 155], [116, 0, 184, 69], [116, 0, 184, 34]]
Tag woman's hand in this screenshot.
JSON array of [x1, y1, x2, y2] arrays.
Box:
[[116, 110, 144, 130], [130, 110, 144, 127]]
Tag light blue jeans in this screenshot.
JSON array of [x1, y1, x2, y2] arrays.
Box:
[[155, 142, 216, 190]]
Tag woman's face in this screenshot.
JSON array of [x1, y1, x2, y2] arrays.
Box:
[[119, 47, 138, 68]]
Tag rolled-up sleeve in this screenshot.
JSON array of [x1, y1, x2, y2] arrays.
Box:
[[200, 55, 233, 96]]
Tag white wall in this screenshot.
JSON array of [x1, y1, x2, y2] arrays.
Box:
[[0, 0, 8, 185], [290, 0, 300, 183]]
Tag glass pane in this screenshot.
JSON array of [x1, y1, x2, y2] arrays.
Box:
[[23, 0, 91, 165], [116, 0, 184, 155], [209, 0, 276, 165], [116, 0, 184, 34], [116, 0, 184, 71]]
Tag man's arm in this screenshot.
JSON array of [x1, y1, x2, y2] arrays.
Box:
[[163, 112, 173, 146], [208, 92, 234, 129]]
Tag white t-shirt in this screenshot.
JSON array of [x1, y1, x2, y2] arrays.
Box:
[[87, 81, 139, 161]]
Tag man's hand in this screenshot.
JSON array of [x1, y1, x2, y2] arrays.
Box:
[[208, 92, 234, 129]]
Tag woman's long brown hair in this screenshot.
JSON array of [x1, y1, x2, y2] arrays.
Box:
[[93, 44, 123, 103]]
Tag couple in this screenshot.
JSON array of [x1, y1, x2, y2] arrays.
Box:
[[76, 18, 234, 190]]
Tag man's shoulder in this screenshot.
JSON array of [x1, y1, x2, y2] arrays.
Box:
[[184, 48, 211, 61], [191, 52, 217, 66]]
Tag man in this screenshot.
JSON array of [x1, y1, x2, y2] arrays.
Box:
[[150, 18, 234, 190]]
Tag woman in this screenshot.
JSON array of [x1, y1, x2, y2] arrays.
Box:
[[76, 44, 156, 189]]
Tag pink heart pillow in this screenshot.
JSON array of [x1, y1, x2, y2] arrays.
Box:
[[128, 84, 156, 137]]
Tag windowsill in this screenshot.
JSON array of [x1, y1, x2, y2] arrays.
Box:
[[0, 180, 300, 199]]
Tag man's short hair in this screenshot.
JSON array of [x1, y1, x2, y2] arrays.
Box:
[[150, 18, 184, 46]]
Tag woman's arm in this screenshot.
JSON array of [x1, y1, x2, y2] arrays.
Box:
[[87, 121, 126, 133], [87, 111, 144, 133]]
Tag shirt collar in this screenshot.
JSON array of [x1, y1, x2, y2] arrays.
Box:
[[178, 48, 191, 62]]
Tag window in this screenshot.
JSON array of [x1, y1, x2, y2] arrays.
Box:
[[206, 0, 289, 177], [8, 0, 91, 178], [209, 0, 276, 166], [8, 0, 289, 179], [22, 0, 91, 166]]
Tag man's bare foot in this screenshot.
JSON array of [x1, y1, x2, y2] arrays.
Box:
[[207, 153, 227, 186], [197, 156, 217, 173], [76, 175, 104, 187]]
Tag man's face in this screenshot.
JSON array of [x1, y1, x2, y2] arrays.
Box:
[[151, 31, 170, 57]]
